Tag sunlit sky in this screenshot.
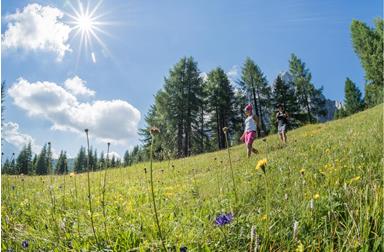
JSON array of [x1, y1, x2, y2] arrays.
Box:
[[1, 0, 382, 159]]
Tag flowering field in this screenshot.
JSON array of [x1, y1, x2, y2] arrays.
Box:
[[2, 105, 383, 251]]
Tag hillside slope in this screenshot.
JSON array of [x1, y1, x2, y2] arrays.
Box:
[[2, 105, 383, 251]]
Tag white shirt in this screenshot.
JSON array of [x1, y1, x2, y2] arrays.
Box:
[[245, 116, 256, 132]]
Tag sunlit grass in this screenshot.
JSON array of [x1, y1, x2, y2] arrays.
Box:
[[1, 104, 383, 251]]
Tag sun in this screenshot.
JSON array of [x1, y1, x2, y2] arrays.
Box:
[[65, 0, 110, 64], [77, 14, 93, 32]]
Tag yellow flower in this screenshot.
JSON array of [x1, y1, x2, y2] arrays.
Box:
[[300, 168, 305, 176], [296, 241, 304, 252], [260, 214, 267, 221], [348, 176, 361, 184], [256, 159, 267, 174], [313, 193, 320, 200], [69, 172, 75, 177]]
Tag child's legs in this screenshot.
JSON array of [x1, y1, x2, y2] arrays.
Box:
[[282, 131, 287, 143], [246, 143, 252, 157]]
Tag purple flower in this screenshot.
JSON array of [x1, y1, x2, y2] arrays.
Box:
[[21, 240, 28, 248], [180, 246, 187, 252], [215, 213, 234, 226]]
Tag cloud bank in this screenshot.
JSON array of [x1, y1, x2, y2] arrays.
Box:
[[8, 77, 141, 146]]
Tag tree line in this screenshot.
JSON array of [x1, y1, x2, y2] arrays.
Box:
[[1, 143, 139, 175], [139, 53, 327, 161]]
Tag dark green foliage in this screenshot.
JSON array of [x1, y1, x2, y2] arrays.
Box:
[[334, 107, 347, 119], [344, 78, 364, 115], [205, 67, 235, 149], [351, 18, 383, 106], [16, 142, 32, 175], [239, 57, 272, 134], [123, 150, 131, 166], [289, 54, 326, 123], [140, 57, 204, 158], [55, 151, 68, 174], [232, 88, 248, 144], [36, 144, 48, 175], [74, 146, 87, 173], [271, 75, 300, 129]]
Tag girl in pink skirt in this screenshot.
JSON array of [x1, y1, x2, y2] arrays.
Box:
[[240, 104, 259, 158]]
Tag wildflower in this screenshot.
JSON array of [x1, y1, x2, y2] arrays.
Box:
[[293, 220, 299, 241], [149, 126, 160, 135], [313, 193, 320, 200], [348, 176, 361, 184], [69, 172, 75, 177], [300, 168, 305, 176], [256, 159, 267, 174], [260, 214, 268, 221], [21, 240, 29, 248], [215, 213, 233, 226], [222, 127, 229, 133], [180, 246, 187, 252], [296, 241, 304, 252]]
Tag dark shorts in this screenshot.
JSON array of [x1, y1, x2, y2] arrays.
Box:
[[278, 124, 286, 133]]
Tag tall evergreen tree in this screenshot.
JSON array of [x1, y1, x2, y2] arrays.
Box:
[[16, 143, 32, 174], [205, 67, 235, 149], [271, 75, 300, 128], [351, 18, 383, 106], [344, 78, 364, 115], [123, 150, 131, 166], [289, 54, 326, 123], [36, 144, 48, 175], [232, 87, 248, 144], [56, 151, 68, 174], [140, 57, 204, 158], [74, 146, 87, 173], [239, 57, 271, 134]]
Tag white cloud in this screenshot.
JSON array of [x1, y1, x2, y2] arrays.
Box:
[[8, 78, 141, 146], [3, 121, 41, 154], [2, 3, 71, 60], [226, 65, 239, 85], [64, 76, 95, 97], [107, 151, 121, 159], [200, 72, 208, 82]]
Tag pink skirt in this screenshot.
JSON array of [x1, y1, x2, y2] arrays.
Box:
[[244, 131, 256, 145]]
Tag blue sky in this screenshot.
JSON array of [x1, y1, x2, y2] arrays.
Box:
[[1, 0, 382, 159]]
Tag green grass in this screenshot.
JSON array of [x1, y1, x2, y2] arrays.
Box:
[[2, 105, 383, 251]]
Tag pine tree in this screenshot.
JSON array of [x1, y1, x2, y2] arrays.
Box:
[[239, 57, 272, 134], [74, 146, 87, 173], [31, 154, 37, 174], [232, 87, 248, 144], [99, 151, 105, 169], [351, 18, 383, 106], [36, 145, 48, 175], [123, 150, 130, 166], [289, 54, 326, 123], [16, 143, 32, 174], [140, 57, 204, 158], [205, 67, 235, 149], [56, 151, 68, 174], [344, 78, 364, 115]]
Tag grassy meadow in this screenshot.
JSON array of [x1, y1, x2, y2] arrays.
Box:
[[1, 104, 383, 251]]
